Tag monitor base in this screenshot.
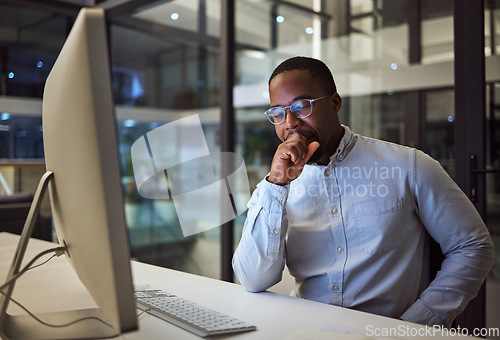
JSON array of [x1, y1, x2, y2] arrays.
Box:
[[1, 308, 119, 340]]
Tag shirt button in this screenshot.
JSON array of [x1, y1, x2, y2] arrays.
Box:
[[333, 284, 340, 291], [273, 228, 279, 235], [277, 195, 283, 202], [325, 169, 332, 176], [331, 208, 338, 214], [337, 247, 344, 253]]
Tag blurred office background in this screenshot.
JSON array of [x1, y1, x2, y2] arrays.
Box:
[[0, 0, 499, 336]]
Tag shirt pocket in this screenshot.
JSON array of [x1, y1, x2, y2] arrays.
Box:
[[352, 197, 403, 254]]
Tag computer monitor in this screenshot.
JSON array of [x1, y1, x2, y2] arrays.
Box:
[[0, 7, 138, 339]]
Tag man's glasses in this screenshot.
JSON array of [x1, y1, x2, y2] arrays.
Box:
[[264, 95, 330, 125]]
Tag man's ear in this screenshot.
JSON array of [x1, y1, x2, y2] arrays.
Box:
[[331, 93, 342, 112]]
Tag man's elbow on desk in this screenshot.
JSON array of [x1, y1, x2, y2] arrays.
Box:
[[232, 259, 282, 293], [232, 269, 270, 293], [240, 282, 268, 294]]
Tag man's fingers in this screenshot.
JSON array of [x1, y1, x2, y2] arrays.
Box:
[[269, 140, 319, 185], [278, 140, 307, 164]]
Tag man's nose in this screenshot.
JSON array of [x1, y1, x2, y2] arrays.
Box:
[[284, 108, 301, 130]]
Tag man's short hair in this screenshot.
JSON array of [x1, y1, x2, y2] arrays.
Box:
[[269, 56, 337, 95]]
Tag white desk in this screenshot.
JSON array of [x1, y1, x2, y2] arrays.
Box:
[[0, 233, 478, 339]]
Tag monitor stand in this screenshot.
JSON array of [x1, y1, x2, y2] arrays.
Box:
[[0, 171, 120, 339]]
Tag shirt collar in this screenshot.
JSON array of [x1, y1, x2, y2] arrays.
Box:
[[329, 125, 356, 163]]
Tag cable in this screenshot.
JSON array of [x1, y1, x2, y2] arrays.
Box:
[[0, 246, 66, 292], [136, 307, 151, 318], [26, 254, 57, 271], [0, 291, 113, 329], [0, 246, 114, 331]]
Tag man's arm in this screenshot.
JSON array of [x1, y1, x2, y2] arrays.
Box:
[[400, 150, 495, 327], [233, 132, 319, 292], [232, 180, 289, 292]]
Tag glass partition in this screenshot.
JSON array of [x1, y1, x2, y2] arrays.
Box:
[[486, 0, 500, 56], [108, 1, 223, 279], [421, 0, 454, 64], [341, 92, 406, 144], [0, 5, 72, 98], [424, 89, 455, 177], [0, 115, 43, 159], [486, 81, 500, 336]]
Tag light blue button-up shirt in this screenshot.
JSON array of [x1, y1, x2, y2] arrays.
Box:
[[232, 126, 494, 327]]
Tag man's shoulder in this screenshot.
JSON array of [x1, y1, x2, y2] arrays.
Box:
[[355, 134, 416, 155], [351, 134, 442, 172]]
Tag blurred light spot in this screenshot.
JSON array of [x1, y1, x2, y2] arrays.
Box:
[[124, 119, 136, 127], [131, 76, 144, 99], [305, 27, 314, 34], [244, 50, 266, 59], [276, 16, 284, 23], [391, 63, 398, 70], [171, 12, 179, 20]]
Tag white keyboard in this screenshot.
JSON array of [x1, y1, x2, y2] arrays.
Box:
[[134, 284, 257, 337]]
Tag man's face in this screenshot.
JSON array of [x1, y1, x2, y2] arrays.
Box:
[[268, 69, 342, 164]]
